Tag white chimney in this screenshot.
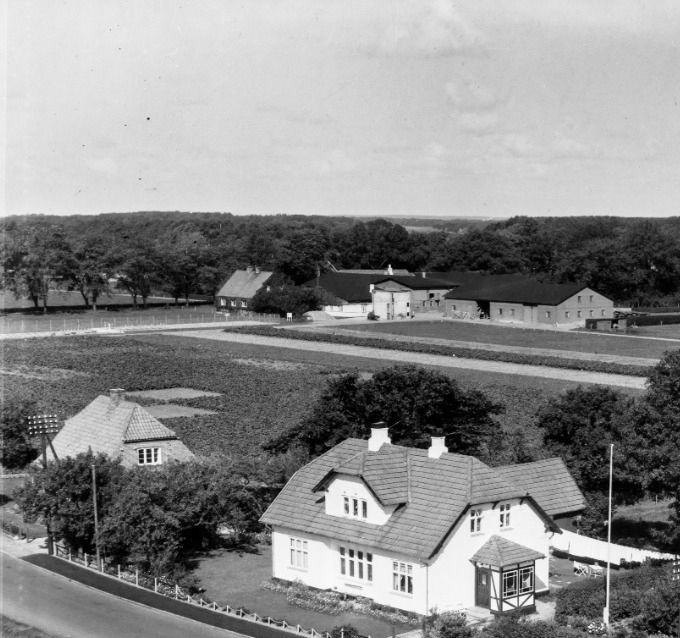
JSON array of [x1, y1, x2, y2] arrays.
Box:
[[255, 266, 260, 274], [422, 271, 426, 279], [387, 264, 393, 276], [428, 436, 448, 459], [109, 388, 125, 407], [368, 423, 391, 451], [246, 265, 253, 274]]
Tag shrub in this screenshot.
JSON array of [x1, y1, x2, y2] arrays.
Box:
[[634, 581, 680, 635], [330, 626, 360, 638], [423, 611, 473, 638], [479, 615, 585, 638]]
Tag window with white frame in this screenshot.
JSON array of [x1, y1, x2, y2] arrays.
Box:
[[343, 495, 367, 519], [499, 503, 511, 528], [339, 546, 373, 581], [393, 561, 413, 594], [470, 509, 482, 533], [519, 566, 534, 593], [545, 310, 551, 319], [289, 538, 308, 570], [137, 447, 161, 465], [502, 570, 518, 597]]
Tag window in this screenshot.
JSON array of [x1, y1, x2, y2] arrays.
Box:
[[601, 309, 606, 317], [502, 566, 534, 598], [230, 300, 236, 307], [589, 310, 594, 317], [577, 310, 582, 318], [339, 546, 373, 581], [519, 566, 534, 593], [502, 570, 517, 597], [361, 304, 367, 312], [289, 538, 308, 569], [344, 496, 367, 519], [510, 308, 515, 317], [545, 310, 551, 319], [241, 300, 248, 308], [470, 509, 482, 533], [589, 295, 594, 303], [453, 305, 457, 311], [499, 503, 511, 528], [137, 447, 161, 465], [565, 311, 570, 319], [393, 561, 413, 594], [498, 308, 503, 316], [577, 295, 582, 304]]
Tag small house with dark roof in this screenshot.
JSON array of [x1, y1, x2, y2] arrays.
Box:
[[370, 275, 455, 319], [215, 267, 274, 311], [46, 389, 194, 467], [444, 277, 613, 325], [306, 273, 392, 318], [260, 427, 583, 616]]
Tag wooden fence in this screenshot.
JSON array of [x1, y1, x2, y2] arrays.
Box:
[[53, 543, 367, 638]]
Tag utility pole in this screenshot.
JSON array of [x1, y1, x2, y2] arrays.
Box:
[[603, 443, 613, 633], [27, 414, 61, 555], [91, 464, 101, 568]]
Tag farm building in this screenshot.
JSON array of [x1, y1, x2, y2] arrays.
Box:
[[370, 276, 454, 319], [45, 389, 194, 467], [306, 272, 391, 318], [215, 267, 273, 311], [444, 278, 613, 326], [261, 427, 584, 616]]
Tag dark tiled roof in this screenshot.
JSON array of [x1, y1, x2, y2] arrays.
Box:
[[339, 269, 413, 276], [372, 276, 455, 291], [261, 439, 562, 562], [417, 272, 528, 287], [470, 535, 545, 568], [495, 458, 586, 517], [304, 273, 388, 303], [444, 277, 591, 306], [216, 270, 273, 299]]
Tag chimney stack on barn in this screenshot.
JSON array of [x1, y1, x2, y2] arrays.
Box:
[[428, 436, 448, 459], [368, 423, 391, 451]]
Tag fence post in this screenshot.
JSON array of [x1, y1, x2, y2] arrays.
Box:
[[118, 564, 121, 579], [175, 584, 179, 599], [84, 552, 88, 566], [154, 577, 158, 593], [135, 569, 139, 587], [69, 550, 72, 561]]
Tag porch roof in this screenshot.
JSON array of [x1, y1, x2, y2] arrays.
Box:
[[470, 535, 545, 569]]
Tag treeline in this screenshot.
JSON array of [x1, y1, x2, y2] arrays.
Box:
[[2, 212, 679, 309]]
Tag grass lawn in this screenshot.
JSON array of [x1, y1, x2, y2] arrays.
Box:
[[194, 545, 414, 637], [340, 320, 679, 359]]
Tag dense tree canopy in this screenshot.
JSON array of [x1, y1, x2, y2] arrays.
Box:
[[266, 365, 503, 461], [0, 399, 40, 470]]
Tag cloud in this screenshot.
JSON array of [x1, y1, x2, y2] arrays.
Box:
[[445, 76, 499, 133]]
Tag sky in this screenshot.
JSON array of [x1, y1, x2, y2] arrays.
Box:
[[4, 0, 680, 218]]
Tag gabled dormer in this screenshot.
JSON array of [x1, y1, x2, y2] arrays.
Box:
[[312, 425, 410, 525]]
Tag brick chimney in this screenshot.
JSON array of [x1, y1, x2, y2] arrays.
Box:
[[109, 388, 125, 407], [368, 422, 391, 451], [428, 436, 448, 459]]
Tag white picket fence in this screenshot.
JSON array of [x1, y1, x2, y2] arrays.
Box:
[[551, 529, 676, 566]]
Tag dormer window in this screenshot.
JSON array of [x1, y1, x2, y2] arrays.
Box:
[[470, 509, 482, 533], [344, 495, 367, 519]]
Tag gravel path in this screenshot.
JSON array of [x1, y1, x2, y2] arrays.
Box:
[[168, 329, 648, 390]]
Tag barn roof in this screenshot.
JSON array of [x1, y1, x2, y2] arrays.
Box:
[[444, 278, 592, 306], [304, 273, 387, 303], [261, 438, 568, 562], [216, 269, 274, 299], [372, 276, 456, 291]]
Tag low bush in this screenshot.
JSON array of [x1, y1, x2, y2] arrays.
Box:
[[634, 581, 680, 635], [423, 611, 473, 638]]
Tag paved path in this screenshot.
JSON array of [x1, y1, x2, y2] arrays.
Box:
[[167, 329, 648, 390], [1, 551, 242, 638]]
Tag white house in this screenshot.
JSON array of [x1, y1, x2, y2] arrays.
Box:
[[370, 276, 454, 319], [260, 428, 584, 617]]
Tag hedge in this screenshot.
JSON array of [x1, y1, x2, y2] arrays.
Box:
[[224, 326, 653, 378]]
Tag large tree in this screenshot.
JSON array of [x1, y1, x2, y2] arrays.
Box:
[[0, 399, 40, 470], [266, 365, 503, 460]]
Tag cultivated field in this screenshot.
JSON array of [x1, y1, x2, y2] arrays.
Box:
[[1, 332, 640, 460], [338, 320, 680, 360]]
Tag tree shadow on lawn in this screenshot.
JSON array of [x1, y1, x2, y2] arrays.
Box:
[[193, 544, 413, 638]]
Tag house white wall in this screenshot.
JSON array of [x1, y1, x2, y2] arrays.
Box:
[[270, 495, 553, 616], [322, 302, 371, 318], [427, 498, 551, 614]]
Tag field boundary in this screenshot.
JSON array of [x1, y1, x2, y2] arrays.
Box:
[[223, 325, 654, 377]]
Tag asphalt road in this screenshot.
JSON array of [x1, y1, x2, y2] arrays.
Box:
[[2, 553, 243, 638]]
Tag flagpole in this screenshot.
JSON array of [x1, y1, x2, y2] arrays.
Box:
[[603, 443, 613, 631]]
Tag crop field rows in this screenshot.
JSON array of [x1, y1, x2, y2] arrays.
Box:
[[1, 332, 646, 460]]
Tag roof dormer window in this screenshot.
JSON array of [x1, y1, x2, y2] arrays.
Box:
[[344, 495, 367, 519]]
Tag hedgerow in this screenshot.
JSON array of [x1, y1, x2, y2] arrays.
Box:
[[224, 325, 652, 377]]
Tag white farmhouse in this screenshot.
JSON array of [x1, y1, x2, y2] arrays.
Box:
[[260, 427, 584, 617]]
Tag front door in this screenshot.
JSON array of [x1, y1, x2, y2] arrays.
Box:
[[475, 566, 490, 608]]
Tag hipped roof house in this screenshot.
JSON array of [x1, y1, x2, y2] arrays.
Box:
[[47, 389, 194, 467]]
